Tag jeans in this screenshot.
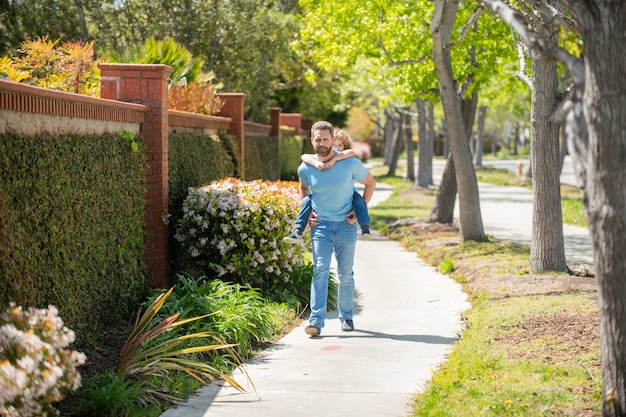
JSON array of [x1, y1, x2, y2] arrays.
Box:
[[352, 191, 370, 227], [309, 219, 358, 329], [294, 195, 312, 231]]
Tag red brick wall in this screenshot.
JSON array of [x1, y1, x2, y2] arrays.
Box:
[[216, 93, 245, 178], [99, 63, 172, 288]]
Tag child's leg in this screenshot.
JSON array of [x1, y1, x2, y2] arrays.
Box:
[[294, 195, 312, 232], [352, 192, 370, 227]]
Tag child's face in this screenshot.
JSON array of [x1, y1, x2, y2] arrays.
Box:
[[333, 140, 345, 151]]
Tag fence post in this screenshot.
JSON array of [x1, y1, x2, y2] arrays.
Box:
[[270, 107, 281, 179], [99, 63, 172, 288], [217, 93, 245, 178]]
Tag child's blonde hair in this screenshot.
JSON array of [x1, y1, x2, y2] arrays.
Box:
[[334, 129, 354, 150]]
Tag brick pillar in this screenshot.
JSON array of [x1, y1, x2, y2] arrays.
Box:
[[279, 113, 302, 136], [217, 93, 245, 178], [270, 107, 282, 180], [99, 63, 172, 288]]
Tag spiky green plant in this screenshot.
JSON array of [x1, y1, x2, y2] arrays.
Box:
[[115, 287, 247, 403]]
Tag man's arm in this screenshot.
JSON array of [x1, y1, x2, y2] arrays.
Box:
[[300, 183, 312, 199], [360, 173, 376, 205]]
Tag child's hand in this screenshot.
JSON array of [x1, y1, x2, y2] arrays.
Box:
[[324, 159, 336, 169], [309, 212, 320, 228], [346, 210, 357, 225], [315, 161, 325, 170]]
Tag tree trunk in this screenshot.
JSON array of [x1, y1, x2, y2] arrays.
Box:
[[429, 94, 478, 225], [512, 122, 519, 155], [430, 0, 484, 241], [386, 112, 403, 177], [417, 99, 434, 187], [383, 108, 398, 166], [74, 0, 90, 41], [559, 127, 568, 174], [404, 110, 416, 182], [561, 3, 626, 415], [426, 101, 435, 184], [473, 105, 486, 166], [429, 156, 457, 224], [529, 33, 567, 273]]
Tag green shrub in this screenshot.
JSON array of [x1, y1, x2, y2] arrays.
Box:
[[174, 178, 307, 296], [0, 133, 147, 344], [244, 135, 279, 180], [144, 274, 293, 364], [74, 371, 149, 417], [280, 133, 303, 181]]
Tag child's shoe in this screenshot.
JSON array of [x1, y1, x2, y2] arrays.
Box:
[[361, 226, 373, 240], [283, 229, 304, 244]]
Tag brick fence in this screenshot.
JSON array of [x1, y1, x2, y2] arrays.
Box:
[[0, 65, 309, 288]]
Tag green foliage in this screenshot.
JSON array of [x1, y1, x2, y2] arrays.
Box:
[[75, 371, 149, 417], [562, 198, 586, 228], [106, 37, 208, 85], [0, 133, 147, 344], [280, 133, 303, 181], [174, 179, 308, 297], [438, 257, 455, 274], [115, 286, 244, 404], [244, 135, 280, 180], [168, 132, 236, 214], [151, 276, 276, 359], [168, 132, 237, 275]]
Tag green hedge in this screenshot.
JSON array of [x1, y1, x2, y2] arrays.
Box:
[[244, 135, 280, 180], [168, 132, 237, 275], [168, 132, 237, 215], [280, 134, 302, 181], [0, 133, 147, 345]]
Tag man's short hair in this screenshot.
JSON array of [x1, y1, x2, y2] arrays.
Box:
[[311, 121, 334, 138]]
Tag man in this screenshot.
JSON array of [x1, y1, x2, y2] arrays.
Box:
[[298, 121, 376, 337]]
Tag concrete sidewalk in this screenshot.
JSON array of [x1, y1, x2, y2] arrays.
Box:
[[160, 181, 471, 417]]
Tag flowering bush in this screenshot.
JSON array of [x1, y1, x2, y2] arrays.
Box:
[[0, 303, 86, 417], [174, 179, 307, 291]]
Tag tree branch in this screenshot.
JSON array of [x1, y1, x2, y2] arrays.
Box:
[[551, 87, 574, 125], [480, 0, 584, 83], [525, 0, 580, 34], [516, 42, 532, 89], [458, 5, 484, 44]]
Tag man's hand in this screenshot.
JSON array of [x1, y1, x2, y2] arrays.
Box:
[[346, 210, 357, 225], [308, 211, 320, 228]]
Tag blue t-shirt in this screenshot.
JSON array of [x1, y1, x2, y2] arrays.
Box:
[[298, 155, 369, 222]]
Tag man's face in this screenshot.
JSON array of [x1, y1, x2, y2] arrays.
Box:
[[311, 129, 333, 158]]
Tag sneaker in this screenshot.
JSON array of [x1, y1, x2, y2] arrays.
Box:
[[341, 319, 354, 332], [361, 226, 373, 241], [305, 324, 321, 337], [283, 229, 303, 244]]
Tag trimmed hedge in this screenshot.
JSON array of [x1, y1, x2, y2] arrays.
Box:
[[280, 134, 302, 181], [0, 133, 147, 345], [244, 135, 280, 180], [168, 132, 238, 275]]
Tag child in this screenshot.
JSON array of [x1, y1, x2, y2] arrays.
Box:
[[283, 129, 372, 243]]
